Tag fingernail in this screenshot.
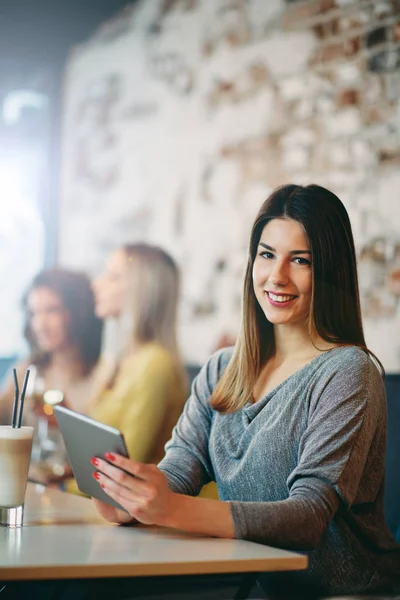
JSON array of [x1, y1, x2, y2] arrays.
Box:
[[104, 452, 116, 462], [101, 484, 106, 489], [91, 457, 100, 467], [92, 472, 100, 481]]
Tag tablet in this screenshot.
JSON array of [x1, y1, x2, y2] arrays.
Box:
[[54, 405, 129, 510]]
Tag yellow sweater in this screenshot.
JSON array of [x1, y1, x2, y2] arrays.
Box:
[[90, 343, 187, 464]]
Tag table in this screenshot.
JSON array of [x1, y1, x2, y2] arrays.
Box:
[[0, 484, 308, 598]]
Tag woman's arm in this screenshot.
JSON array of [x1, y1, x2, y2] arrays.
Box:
[[158, 349, 230, 495], [0, 376, 14, 424], [91, 452, 335, 547], [91, 454, 235, 537]]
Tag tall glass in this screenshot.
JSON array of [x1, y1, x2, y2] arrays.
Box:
[[0, 425, 33, 527], [27, 369, 68, 483]]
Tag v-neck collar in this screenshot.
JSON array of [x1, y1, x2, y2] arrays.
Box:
[[243, 347, 342, 421]]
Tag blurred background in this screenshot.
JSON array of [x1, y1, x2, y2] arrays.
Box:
[[1, 0, 399, 371]]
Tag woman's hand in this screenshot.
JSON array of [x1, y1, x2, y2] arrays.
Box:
[[90, 453, 177, 527], [91, 498, 136, 525], [91, 453, 235, 539]]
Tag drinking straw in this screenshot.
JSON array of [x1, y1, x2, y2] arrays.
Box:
[[11, 368, 19, 428], [16, 369, 30, 429]]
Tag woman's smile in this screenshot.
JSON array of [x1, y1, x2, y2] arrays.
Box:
[[266, 291, 298, 307]]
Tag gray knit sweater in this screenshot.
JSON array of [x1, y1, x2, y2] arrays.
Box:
[[159, 346, 400, 596]]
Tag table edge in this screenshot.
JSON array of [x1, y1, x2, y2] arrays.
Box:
[[0, 555, 308, 581]]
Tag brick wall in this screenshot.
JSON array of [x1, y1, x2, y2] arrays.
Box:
[[59, 0, 400, 369]]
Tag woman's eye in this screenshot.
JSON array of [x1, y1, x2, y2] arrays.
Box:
[[293, 257, 311, 266], [260, 251, 274, 259]]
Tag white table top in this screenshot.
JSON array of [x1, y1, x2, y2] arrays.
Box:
[[0, 483, 308, 581]]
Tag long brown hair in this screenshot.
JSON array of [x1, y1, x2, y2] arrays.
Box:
[[211, 183, 384, 413], [24, 269, 103, 375]]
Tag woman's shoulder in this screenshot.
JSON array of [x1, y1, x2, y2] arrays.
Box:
[[124, 342, 166, 361], [324, 345, 382, 375], [317, 345, 385, 398], [207, 346, 235, 372], [1, 358, 32, 387], [13, 358, 32, 373], [193, 346, 235, 390], [121, 343, 179, 376]]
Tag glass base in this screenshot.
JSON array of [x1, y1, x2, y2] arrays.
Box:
[[0, 505, 24, 527]]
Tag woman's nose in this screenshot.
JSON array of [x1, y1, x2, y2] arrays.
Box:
[[269, 260, 289, 286]]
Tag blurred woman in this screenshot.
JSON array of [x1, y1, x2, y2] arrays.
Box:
[[0, 269, 105, 483], [90, 243, 187, 465], [0, 268, 104, 422]]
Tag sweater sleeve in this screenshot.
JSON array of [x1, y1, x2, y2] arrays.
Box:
[[158, 349, 229, 496], [229, 353, 384, 549]]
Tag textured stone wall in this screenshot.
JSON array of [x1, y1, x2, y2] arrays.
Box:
[[59, 0, 400, 369]]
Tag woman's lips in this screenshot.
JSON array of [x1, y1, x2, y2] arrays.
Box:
[[265, 291, 297, 307]]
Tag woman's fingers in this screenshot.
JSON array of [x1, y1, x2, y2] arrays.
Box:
[[93, 468, 147, 499], [98, 474, 139, 506], [90, 455, 172, 526], [91, 457, 152, 495], [103, 453, 151, 480], [97, 475, 155, 524]]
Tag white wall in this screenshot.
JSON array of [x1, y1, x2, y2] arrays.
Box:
[[59, 0, 400, 370]]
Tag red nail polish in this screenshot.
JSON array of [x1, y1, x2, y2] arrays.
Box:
[[92, 472, 100, 481], [104, 452, 116, 462], [91, 457, 100, 467], [100, 484, 106, 489]]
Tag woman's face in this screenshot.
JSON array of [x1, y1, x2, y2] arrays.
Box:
[[252, 218, 313, 328], [92, 249, 129, 319], [27, 287, 70, 352]]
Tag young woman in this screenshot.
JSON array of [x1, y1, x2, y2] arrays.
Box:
[[0, 268, 105, 483], [90, 185, 400, 598], [0, 268, 104, 421], [89, 243, 187, 465]]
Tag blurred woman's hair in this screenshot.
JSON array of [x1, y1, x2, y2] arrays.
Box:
[[211, 183, 384, 413], [24, 269, 103, 374], [119, 244, 180, 357]]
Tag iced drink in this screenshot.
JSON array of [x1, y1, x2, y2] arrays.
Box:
[[0, 426, 33, 509]]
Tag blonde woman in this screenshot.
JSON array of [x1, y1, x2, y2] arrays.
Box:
[[90, 243, 187, 465]]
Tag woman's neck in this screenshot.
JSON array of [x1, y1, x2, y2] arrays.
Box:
[[48, 347, 84, 377], [273, 323, 335, 363]]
